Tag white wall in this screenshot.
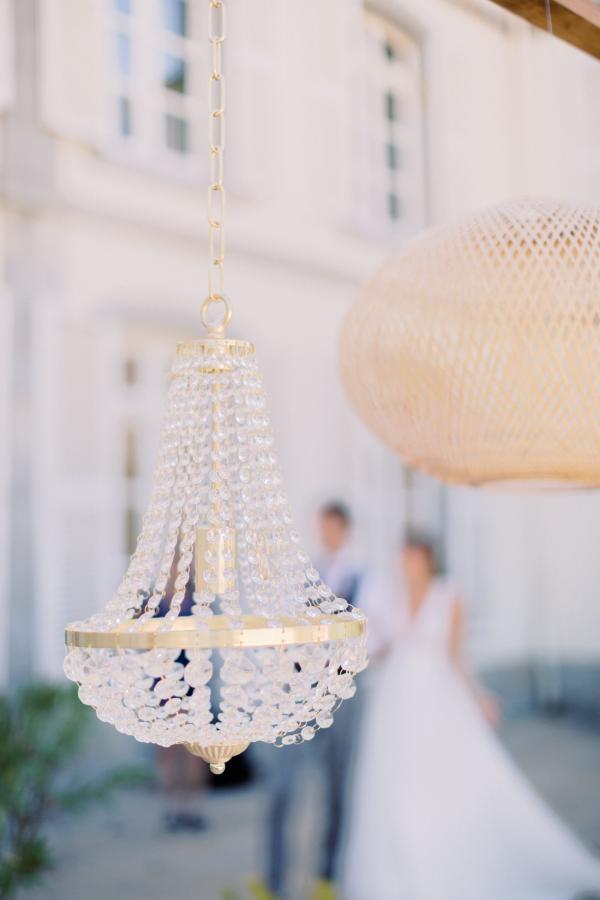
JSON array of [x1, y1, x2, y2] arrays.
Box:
[[2, 0, 600, 680], [0, 0, 14, 114], [0, 281, 12, 685], [393, 0, 600, 667], [446, 488, 600, 668], [0, 1, 15, 686]]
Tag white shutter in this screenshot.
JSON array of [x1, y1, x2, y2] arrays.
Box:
[[32, 305, 122, 679], [0, 288, 13, 686], [0, 0, 15, 113], [32, 307, 176, 680], [39, 0, 107, 145]]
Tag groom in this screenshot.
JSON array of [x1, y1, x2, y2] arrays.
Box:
[[264, 501, 363, 898]]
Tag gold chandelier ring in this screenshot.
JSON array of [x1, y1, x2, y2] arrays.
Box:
[[65, 613, 367, 651], [201, 294, 232, 336]]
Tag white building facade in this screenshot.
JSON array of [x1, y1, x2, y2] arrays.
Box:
[[1, 0, 599, 702]]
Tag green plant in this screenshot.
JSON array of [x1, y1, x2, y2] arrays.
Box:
[[0, 682, 149, 898], [246, 879, 277, 900], [219, 878, 339, 900], [220, 878, 276, 900]]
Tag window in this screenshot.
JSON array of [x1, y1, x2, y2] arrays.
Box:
[[123, 426, 139, 554], [388, 192, 401, 220], [125, 508, 139, 556], [386, 142, 401, 171], [107, 0, 200, 163], [385, 91, 399, 123], [115, 32, 132, 76], [160, 3, 193, 156], [118, 96, 132, 137], [125, 428, 138, 479], [363, 12, 426, 232], [165, 113, 189, 153], [384, 41, 396, 62], [164, 54, 187, 94], [162, 0, 187, 37], [112, 22, 133, 139], [111, 2, 134, 140], [124, 357, 138, 384]]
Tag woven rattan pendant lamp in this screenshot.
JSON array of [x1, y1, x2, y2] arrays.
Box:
[[340, 197, 600, 486], [64, 0, 367, 773]]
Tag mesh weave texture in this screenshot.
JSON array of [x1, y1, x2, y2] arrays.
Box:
[[340, 199, 600, 485]]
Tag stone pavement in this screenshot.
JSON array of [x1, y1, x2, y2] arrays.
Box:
[[21, 716, 600, 900]]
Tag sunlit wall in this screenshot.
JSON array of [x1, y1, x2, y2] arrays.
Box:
[[1, 0, 599, 690]]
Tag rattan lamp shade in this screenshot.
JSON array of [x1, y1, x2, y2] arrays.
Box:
[[340, 199, 600, 486]]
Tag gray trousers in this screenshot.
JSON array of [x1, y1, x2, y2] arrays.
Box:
[[265, 689, 363, 895]]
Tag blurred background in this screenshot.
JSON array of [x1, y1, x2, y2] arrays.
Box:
[[1, 0, 599, 898]]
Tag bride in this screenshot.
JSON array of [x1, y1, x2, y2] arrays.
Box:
[[343, 534, 600, 900]]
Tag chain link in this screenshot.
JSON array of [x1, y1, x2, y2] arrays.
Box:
[[205, 0, 230, 334]]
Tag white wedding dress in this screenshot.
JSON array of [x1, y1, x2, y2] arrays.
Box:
[[343, 579, 600, 900]]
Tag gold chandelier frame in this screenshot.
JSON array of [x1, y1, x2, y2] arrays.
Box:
[[65, 615, 366, 651]]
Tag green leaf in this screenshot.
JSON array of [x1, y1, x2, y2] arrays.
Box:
[[0, 681, 146, 899], [312, 880, 338, 900], [246, 877, 277, 900], [219, 890, 241, 900], [0, 836, 52, 898]]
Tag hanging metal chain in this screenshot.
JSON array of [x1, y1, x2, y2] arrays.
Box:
[[202, 0, 231, 336], [545, 0, 553, 35]]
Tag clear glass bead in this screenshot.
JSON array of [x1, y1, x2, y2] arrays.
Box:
[[64, 341, 368, 750]]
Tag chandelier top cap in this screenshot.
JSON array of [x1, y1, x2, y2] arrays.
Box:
[[177, 338, 255, 357]]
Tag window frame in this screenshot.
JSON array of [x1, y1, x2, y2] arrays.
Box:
[[360, 8, 427, 237], [104, 0, 205, 180]]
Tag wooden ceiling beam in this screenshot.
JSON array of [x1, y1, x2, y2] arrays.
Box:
[[487, 0, 600, 59]]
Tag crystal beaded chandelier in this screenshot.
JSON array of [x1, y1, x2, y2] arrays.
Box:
[[64, 0, 367, 773]]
